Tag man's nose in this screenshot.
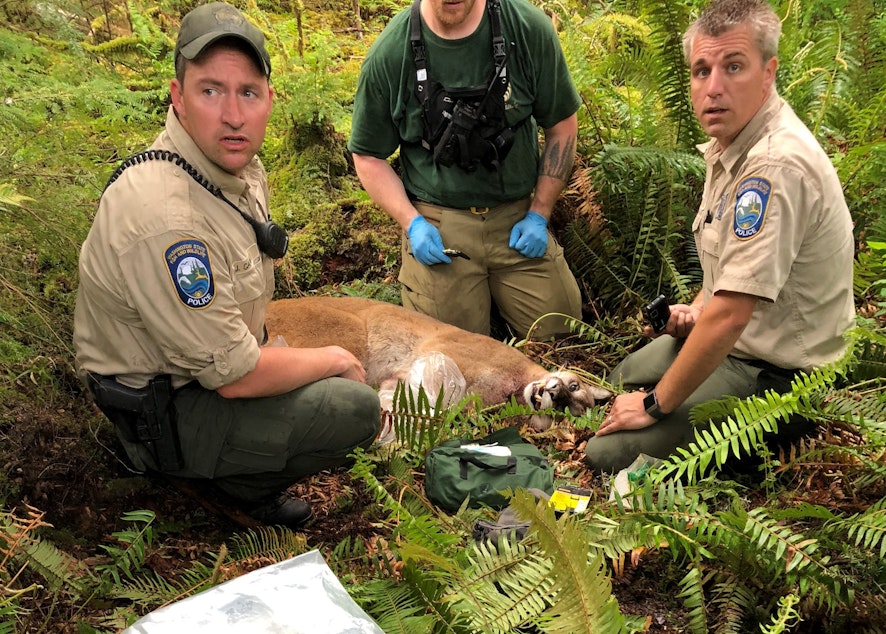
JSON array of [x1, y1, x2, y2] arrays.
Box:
[[707, 67, 726, 96], [221, 94, 245, 128]]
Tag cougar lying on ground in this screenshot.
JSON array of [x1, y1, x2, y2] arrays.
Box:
[[264, 296, 611, 430]]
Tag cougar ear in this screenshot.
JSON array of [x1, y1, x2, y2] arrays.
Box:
[[589, 385, 613, 403], [528, 413, 553, 432]]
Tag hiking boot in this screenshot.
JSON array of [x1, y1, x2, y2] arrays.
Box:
[[247, 493, 312, 529]]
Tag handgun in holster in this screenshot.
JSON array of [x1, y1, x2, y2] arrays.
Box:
[[87, 373, 184, 472]]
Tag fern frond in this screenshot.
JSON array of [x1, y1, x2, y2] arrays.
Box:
[[787, 442, 886, 491], [18, 538, 92, 595], [639, 0, 704, 148], [110, 566, 198, 607], [657, 396, 781, 484], [741, 508, 851, 609], [0, 505, 92, 597], [510, 490, 626, 634], [448, 538, 554, 633], [0, 183, 35, 211], [388, 382, 484, 456], [570, 144, 704, 311], [350, 450, 463, 554], [227, 525, 308, 562], [743, 508, 820, 574], [563, 212, 634, 304], [606, 479, 729, 562], [354, 575, 442, 634], [759, 593, 802, 634], [82, 36, 143, 56], [661, 356, 852, 484], [820, 391, 886, 433], [709, 577, 757, 634], [676, 563, 707, 634], [590, 145, 705, 187], [824, 497, 886, 559], [328, 534, 369, 574]]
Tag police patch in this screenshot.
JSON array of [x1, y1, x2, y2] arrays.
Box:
[[164, 240, 215, 309], [732, 176, 771, 240]]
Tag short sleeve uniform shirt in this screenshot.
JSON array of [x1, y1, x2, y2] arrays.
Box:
[[692, 92, 855, 370], [74, 107, 274, 389]]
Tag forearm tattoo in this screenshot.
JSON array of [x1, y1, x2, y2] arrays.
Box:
[[540, 135, 576, 182]]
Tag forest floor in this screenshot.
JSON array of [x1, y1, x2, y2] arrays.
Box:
[[2, 329, 710, 632], [3, 260, 881, 632], [4, 335, 884, 632]]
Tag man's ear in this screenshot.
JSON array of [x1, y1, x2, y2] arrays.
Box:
[[170, 78, 183, 115], [763, 56, 778, 94]]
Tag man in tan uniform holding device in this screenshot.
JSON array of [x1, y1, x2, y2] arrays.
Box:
[[585, 0, 855, 472], [74, 2, 380, 528]]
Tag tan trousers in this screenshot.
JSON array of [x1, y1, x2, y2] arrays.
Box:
[[399, 198, 582, 339]]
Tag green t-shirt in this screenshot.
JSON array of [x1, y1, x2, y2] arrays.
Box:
[[348, 0, 581, 208]]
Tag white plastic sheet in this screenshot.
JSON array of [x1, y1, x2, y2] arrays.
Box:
[[123, 549, 383, 634]]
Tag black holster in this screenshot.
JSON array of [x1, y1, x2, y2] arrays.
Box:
[[87, 373, 184, 472]]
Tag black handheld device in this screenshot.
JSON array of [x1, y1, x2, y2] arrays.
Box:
[[644, 295, 670, 333]]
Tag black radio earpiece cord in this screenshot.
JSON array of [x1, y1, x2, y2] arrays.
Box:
[[104, 150, 289, 259]]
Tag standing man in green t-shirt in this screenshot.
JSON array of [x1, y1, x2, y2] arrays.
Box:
[[349, 0, 582, 339]]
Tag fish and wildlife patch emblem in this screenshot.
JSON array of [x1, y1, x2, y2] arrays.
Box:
[[733, 176, 770, 240], [165, 240, 215, 308]]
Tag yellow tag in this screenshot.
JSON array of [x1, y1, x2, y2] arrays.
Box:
[[549, 486, 591, 514]]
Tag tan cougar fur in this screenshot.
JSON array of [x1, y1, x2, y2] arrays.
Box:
[[264, 296, 610, 430]]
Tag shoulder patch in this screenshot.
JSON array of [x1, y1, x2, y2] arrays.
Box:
[[732, 176, 771, 240], [165, 240, 215, 309]]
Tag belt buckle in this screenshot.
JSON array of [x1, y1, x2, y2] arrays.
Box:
[[469, 206, 490, 215]]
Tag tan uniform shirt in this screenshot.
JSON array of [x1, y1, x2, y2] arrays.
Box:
[[74, 107, 274, 389], [692, 92, 855, 370]]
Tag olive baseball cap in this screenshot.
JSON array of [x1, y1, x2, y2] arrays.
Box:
[[175, 2, 271, 77]]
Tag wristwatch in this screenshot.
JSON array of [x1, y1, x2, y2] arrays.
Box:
[[643, 389, 665, 420]]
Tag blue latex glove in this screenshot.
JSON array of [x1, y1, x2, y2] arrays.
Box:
[[407, 216, 451, 266], [509, 211, 548, 258]]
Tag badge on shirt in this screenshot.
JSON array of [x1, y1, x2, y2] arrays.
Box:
[[733, 176, 771, 240], [165, 240, 215, 309]]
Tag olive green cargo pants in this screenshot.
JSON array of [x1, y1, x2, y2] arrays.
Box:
[[400, 198, 582, 339], [120, 377, 380, 502], [584, 336, 798, 473]]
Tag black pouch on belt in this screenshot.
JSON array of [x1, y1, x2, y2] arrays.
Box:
[[87, 373, 184, 472]]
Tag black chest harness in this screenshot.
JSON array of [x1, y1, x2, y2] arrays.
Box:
[[409, 0, 519, 174]]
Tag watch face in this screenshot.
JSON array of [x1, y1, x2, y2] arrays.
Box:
[[643, 391, 656, 411], [644, 390, 662, 419]]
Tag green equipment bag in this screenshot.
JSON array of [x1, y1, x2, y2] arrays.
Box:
[[424, 426, 554, 512]]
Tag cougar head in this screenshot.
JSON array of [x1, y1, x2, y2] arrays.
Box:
[[523, 371, 612, 431]]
